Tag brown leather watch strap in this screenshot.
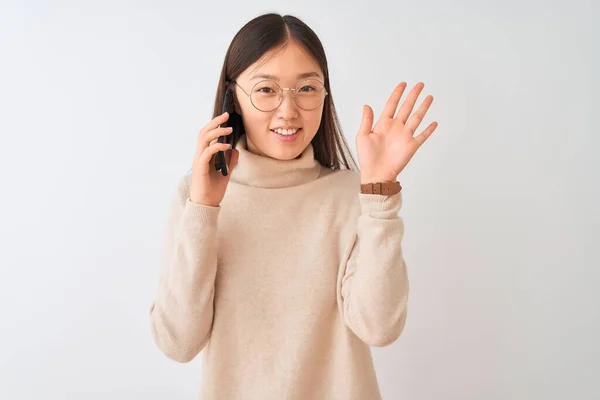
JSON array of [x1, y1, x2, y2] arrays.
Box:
[[360, 181, 402, 195]]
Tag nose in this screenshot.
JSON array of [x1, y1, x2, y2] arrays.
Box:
[[276, 89, 299, 119]]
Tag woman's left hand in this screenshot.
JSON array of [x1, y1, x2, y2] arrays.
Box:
[[356, 82, 439, 184]]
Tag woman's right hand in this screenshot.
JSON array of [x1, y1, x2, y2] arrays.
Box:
[[189, 112, 239, 207]]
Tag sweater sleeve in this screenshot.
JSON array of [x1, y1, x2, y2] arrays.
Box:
[[149, 176, 221, 362], [339, 191, 409, 347]]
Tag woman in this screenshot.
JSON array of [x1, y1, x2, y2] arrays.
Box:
[[149, 12, 438, 400]]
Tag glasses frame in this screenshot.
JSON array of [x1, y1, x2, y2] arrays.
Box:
[[230, 79, 328, 112]]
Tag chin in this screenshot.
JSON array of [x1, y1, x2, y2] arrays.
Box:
[[271, 149, 302, 161]]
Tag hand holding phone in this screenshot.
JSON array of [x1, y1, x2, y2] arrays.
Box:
[[189, 110, 239, 207]]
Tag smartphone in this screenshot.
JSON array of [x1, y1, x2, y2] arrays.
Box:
[[215, 87, 234, 176]]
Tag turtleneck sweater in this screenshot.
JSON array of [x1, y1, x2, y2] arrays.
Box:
[[149, 133, 409, 400]]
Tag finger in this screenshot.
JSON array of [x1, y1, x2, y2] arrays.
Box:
[[197, 142, 232, 171], [405, 95, 434, 135], [200, 112, 230, 135], [196, 126, 233, 155], [395, 82, 425, 123], [357, 105, 374, 137], [414, 121, 439, 147], [381, 82, 407, 119], [196, 112, 230, 146], [206, 127, 233, 145]]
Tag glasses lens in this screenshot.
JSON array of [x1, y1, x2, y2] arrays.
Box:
[[250, 79, 327, 111], [295, 79, 326, 110], [250, 80, 281, 112]]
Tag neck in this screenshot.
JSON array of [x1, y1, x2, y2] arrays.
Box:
[[229, 134, 322, 189]]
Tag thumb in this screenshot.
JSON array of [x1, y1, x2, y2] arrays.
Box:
[[357, 105, 374, 137]]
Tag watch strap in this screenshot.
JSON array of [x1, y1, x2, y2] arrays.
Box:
[[360, 181, 402, 195]]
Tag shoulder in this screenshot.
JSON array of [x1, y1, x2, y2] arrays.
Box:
[[316, 168, 362, 214], [315, 168, 362, 226], [318, 167, 361, 194]]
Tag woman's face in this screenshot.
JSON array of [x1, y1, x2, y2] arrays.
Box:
[[233, 41, 326, 160]]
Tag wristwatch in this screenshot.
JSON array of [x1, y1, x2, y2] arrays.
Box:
[[360, 181, 402, 195]]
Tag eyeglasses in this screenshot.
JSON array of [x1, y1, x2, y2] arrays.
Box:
[[230, 79, 328, 112]]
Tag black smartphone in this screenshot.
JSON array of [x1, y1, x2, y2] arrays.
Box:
[[215, 87, 234, 176]]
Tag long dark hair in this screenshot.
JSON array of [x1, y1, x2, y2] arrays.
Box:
[[213, 13, 358, 171]]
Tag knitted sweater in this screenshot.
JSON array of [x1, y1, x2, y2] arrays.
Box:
[[149, 134, 409, 399]]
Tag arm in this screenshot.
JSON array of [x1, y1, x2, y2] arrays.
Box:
[[149, 176, 221, 362], [338, 192, 409, 347]]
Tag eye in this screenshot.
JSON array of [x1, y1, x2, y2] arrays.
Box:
[[298, 85, 316, 92], [256, 87, 276, 93]]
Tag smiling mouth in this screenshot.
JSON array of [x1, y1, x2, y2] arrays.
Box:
[[271, 128, 301, 141], [270, 128, 301, 135]]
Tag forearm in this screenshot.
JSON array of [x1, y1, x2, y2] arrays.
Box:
[[341, 192, 409, 347], [150, 198, 221, 362]]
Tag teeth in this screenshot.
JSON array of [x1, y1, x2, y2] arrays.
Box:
[[273, 128, 298, 136]]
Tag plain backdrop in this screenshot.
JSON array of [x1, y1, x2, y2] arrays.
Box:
[[1, 0, 598, 399]]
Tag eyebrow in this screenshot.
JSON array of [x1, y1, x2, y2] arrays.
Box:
[[250, 72, 322, 81]]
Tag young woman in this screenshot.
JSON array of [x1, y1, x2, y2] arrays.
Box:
[[150, 12, 438, 400]]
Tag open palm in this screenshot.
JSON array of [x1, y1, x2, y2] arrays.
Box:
[[357, 82, 439, 184]]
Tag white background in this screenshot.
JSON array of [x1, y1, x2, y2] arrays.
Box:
[[1, 0, 598, 399]]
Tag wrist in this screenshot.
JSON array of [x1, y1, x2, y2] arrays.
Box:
[[360, 180, 402, 195]]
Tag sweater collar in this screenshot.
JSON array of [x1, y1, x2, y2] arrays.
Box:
[[230, 134, 322, 189]]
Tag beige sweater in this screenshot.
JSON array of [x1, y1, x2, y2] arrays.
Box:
[[149, 134, 409, 399]]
